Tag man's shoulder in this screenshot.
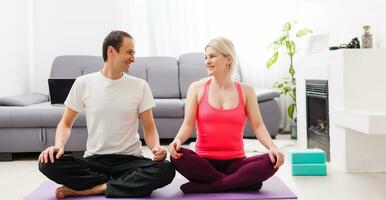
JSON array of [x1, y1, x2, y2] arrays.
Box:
[[123, 74, 147, 85], [76, 72, 100, 82]]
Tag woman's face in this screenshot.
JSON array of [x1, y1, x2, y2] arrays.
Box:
[[204, 47, 231, 77]]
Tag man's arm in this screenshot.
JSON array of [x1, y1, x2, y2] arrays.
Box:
[[38, 107, 79, 163], [139, 108, 166, 160], [55, 107, 79, 148]]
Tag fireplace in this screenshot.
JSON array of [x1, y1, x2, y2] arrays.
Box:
[[306, 80, 330, 161]]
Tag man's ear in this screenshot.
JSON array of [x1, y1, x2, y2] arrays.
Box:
[[107, 46, 115, 57]]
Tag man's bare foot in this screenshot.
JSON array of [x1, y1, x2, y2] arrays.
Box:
[[55, 183, 107, 199], [55, 186, 76, 199]]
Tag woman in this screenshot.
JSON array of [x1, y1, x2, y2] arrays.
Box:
[[168, 37, 284, 193]]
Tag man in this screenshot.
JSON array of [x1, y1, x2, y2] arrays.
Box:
[[38, 31, 175, 198]]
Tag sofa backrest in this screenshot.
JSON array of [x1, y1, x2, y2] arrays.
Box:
[[50, 55, 104, 78], [131, 57, 180, 99], [50, 55, 146, 79], [178, 53, 243, 98], [50, 53, 244, 99], [50, 55, 179, 98], [178, 53, 207, 99]]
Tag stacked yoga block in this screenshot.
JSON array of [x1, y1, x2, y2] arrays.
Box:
[[290, 149, 327, 176]]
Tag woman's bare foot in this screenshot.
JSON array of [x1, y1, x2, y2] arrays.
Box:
[[55, 183, 107, 199]]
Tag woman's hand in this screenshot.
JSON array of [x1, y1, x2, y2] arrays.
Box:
[[268, 147, 284, 169], [168, 139, 183, 159]]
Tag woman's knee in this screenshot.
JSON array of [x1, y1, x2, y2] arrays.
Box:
[[262, 153, 279, 175], [170, 147, 195, 163], [176, 147, 195, 155]]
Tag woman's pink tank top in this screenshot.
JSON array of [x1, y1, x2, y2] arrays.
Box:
[[195, 79, 246, 160]]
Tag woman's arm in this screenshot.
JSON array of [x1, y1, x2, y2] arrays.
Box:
[[169, 81, 201, 158], [243, 84, 284, 168]]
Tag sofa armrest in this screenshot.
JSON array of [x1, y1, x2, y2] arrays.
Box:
[[254, 89, 280, 102], [0, 93, 49, 106]]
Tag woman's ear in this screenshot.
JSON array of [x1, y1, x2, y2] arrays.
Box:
[[227, 57, 232, 69]]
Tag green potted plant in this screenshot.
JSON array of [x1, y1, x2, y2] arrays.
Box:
[[266, 21, 312, 138]]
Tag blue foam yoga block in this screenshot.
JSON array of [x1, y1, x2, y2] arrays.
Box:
[[292, 163, 327, 176], [290, 149, 326, 164]]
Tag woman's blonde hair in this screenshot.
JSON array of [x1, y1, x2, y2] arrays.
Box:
[[205, 37, 240, 81]]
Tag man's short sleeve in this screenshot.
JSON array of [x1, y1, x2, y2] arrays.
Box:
[[138, 81, 155, 113], [64, 78, 84, 112]]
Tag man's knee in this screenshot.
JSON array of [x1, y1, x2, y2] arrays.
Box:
[[38, 161, 57, 177], [38, 156, 68, 177], [157, 160, 176, 185]]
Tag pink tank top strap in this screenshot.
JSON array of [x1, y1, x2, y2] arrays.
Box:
[[235, 82, 245, 108], [199, 79, 211, 105]]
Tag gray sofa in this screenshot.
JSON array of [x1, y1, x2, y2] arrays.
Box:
[[0, 53, 280, 161]]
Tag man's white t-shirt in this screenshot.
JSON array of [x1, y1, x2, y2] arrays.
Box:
[[64, 71, 155, 158]]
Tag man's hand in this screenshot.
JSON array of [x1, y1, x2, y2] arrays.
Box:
[[168, 139, 183, 159], [268, 147, 284, 169], [38, 146, 64, 164], [152, 146, 167, 161]]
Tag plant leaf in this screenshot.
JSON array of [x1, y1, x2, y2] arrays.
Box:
[[287, 41, 296, 56], [296, 28, 313, 37], [280, 34, 289, 46], [282, 22, 291, 32], [289, 65, 295, 76], [275, 83, 284, 89], [273, 43, 280, 50], [288, 103, 296, 120], [266, 51, 278, 69], [267, 35, 286, 50]]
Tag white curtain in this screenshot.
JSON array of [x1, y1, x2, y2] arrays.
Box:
[[17, 0, 386, 131], [121, 0, 301, 131]]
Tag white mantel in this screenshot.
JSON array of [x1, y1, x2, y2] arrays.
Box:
[[296, 49, 386, 172]]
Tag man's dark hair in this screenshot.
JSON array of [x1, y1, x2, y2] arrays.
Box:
[[102, 31, 133, 62]]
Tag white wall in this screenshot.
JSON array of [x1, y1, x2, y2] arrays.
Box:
[[2, 0, 386, 97], [0, 1, 29, 97], [31, 0, 126, 94], [297, 0, 386, 48]]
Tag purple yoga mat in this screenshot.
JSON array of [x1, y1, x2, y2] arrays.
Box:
[[25, 176, 297, 200]]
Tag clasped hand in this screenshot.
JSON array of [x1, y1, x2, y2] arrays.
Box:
[[152, 146, 167, 161]]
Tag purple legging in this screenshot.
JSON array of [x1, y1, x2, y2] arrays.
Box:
[[170, 147, 278, 193]]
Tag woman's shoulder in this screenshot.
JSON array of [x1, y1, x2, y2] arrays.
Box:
[[238, 82, 254, 94], [190, 77, 210, 90]]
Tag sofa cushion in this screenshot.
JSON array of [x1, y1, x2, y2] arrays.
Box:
[[0, 93, 49, 106], [0, 102, 86, 128], [132, 57, 180, 98], [129, 67, 147, 80], [178, 53, 207, 98], [153, 99, 184, 118], [50, 55, 104, 78], [255, 89, 280, 102]]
